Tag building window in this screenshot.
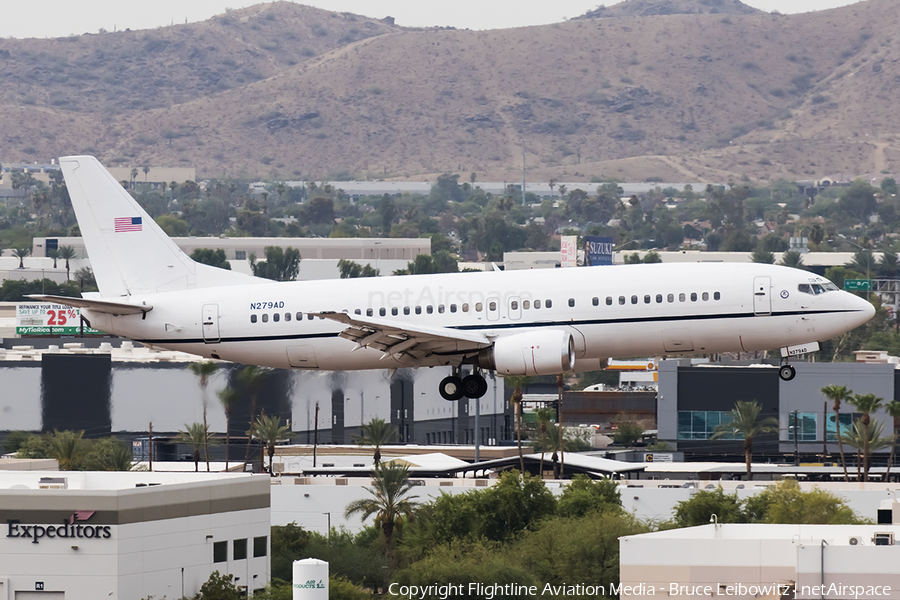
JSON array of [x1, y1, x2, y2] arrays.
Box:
[[253, 536, 267, 558], [234, 538, 248, 560], [677, 411, 741, 440], [213, 541, 227, 563], [235, 250, 247, 261], [789, 412, 817, 442], [826, 413, 855, 441]]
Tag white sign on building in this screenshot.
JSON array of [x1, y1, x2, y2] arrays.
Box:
[[560, 236, 577, 268]]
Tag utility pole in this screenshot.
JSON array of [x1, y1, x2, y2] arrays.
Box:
[[313, 402, 319, 468], [522, 138, 527, 206], [148, 421, 153, 472]]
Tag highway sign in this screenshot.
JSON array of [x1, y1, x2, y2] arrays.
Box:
[[844, 279, 870, 291]]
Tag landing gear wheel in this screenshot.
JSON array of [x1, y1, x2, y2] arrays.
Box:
[[778, 365, 796, 381], [462, 374, 489, 398], [439, 376, 465, 401]]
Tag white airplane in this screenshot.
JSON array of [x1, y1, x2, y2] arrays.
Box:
[[34, 156, 874, 400]]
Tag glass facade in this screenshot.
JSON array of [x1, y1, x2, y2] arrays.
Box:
[[678, 411, 740, 440], [826, 413, 855, 441], [788, 412, 817, 442]]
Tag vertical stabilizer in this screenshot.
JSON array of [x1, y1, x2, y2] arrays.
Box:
[[60, 155, 256, 297]]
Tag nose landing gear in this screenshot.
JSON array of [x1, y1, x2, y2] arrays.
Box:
[[778, 360, 796, 381]]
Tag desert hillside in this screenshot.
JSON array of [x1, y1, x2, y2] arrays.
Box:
[[0, 0, 897, 182]]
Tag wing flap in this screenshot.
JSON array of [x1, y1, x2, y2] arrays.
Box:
[[26, 294, 152, 315]]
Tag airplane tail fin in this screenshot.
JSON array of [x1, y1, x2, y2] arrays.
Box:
[[60, 155, 256, 298]]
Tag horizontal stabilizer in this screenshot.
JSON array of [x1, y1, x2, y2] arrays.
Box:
[[26, 295, 151, 315]]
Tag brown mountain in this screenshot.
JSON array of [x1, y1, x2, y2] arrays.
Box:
[[575, 0, 762, 19], [1, 0, 897, 184]]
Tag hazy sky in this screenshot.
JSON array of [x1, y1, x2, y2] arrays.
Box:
[[0, 0, 861, 39]]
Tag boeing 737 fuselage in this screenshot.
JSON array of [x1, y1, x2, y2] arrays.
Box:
[[35, 156, 875, 401]]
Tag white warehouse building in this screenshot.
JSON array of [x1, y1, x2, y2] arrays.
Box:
[[0, 470, 271, 599]]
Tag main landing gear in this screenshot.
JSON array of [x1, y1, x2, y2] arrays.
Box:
[[439, 367, 489, 401], [778, 359, 796, 382]]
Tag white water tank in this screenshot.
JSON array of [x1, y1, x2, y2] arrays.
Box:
[[293, 558, 328, 600]]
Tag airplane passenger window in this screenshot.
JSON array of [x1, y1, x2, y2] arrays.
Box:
[[415, 306, 422, 314], [476, 302, 483, 312], [438, 305, 445, 313], [619, 296, 626, 305], [427, 305, 434, 314], [367, 308, 373, 317], [546, 299, 552, 308], [631, 295, 638, 305], [391, 307, 398, 316], [702, 292, 709, 301], [667, 294, 674, 303], [534, 300, 541, 309], [462, 303, 469, 312], [296, 312, 303, 320], [354, 309, 361, 315], [592, 297, 599, 306], [308, 314, 314, 320], [606, 297, 612, 306], [690, 293, 697, 302], [379, 308, 386, 316], [250, 314, 257, 323], [568, 298, 575, 307], [511, 301, 519, 310], [262, 314, 269, 323], [489, 301, 497, 311], [273, 313, 280, 322], [404, 307, 410, 315], [450, 304, 457, 313], [285, 313, 291, 321], [523, 300, 530, 310], [644, 295, 651, 304], [656, 294, 663, 303], [714, 292, 721, 300], [679, 293, 686, 302]]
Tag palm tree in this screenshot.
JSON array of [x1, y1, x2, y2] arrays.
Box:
[[504, 375, 530, 473], [534, 407, 555, 478], [46, 430, 90, 471], [847, 393, 884, 481], [841, 419, 892, 481], [217, 385, 241, 471], [352, 417, 398, 466], [711, 401, 779, 480], [780, 251, 804, 269], [178, 423, 211, 472], [46, 247, 59, 268], [878, 253, 900, 279], [885, 400, 900, 480], [57, 245, 76, 280], [188, 361, 219, 472], [822, 384, 853, 482], [344, 462, 418, 564], [238, 365, 270, 469], [251, 413, 291, 475], [11, 247, 30, 269]]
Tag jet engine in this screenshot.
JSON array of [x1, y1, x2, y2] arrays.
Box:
[[478, 329, 575, 376]]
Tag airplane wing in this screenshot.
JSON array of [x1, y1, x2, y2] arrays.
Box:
[[26, 295, 152, 315], [309, 311, 491, 363]]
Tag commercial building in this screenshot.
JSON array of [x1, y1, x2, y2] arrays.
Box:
[[0, 470, 270, 599]]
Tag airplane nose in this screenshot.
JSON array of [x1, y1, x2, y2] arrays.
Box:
[[846, 292, 875, 329]]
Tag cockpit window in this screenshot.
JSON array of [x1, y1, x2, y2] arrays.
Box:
[[799, 282, 833, 295], [798, 284, 811, 294]]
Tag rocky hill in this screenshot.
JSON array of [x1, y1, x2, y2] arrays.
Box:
[[0, 0, 897, 183], [575, 0, 762, 19]]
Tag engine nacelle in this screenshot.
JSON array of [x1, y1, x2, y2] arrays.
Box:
[[478, 329, 575, 376]]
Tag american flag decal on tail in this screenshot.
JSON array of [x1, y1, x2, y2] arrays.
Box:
[[114, 216, 142, 232]]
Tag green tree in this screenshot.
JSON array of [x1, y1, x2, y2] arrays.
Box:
[[750, 479, 865, 524], [337, 259, 379, 278], [505, 376, 530, 473], [237, 365, 271, 468], [613, 420, 644, 446], [154, 214, 190, 236], [886, 400, 900, 479], [190, 248, 232, 270], [198, 570, 241, 600], [673, 487, 745, 526], [750, 248, 775, 264], [846, 392, 884, 481], [85, 437, 134, 471], [46, 247, 59, 268], [11, 247, 30, 269], [344, 461, 419, 564], [188, 361, 219, 472], [533, 407, 554, 477], [178, 422, 212, 472], [251, 246, 301, 281], [14, 433, 50, 459], [556, 474, 621, 518], [251, 413, 291, 474], [780, 251, 805, 269], [353, 417, 398, 466], [822, 384, 853, 482], [710, 401, 779, 480], [46, 430, 90, 470]]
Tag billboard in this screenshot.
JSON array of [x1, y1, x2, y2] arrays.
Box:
[[16, 303, 105, 336], [584, 236, 614, 266], [560, 236, 578, 268]]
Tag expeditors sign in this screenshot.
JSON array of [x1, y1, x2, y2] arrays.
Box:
[[16, 303, 104, 336]]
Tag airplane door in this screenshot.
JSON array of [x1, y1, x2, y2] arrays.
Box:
[[753, 276, 771, 315], [202, 304, 220, 343], [508, 296, 522, 320], [487, 297, 500, 321]]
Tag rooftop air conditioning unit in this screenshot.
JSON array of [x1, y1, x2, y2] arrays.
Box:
[[849, 536, 864, 546], [38, 477, 67, 490], [873, 533, 895, 546]]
